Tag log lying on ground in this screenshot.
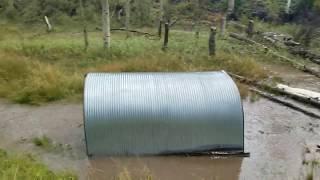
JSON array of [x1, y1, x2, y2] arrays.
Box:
[[95, 27, 156, 37], [111, 28, 156, 36], [289, 47, 320, 65], [228, 72, 320, 109], [229, 32, 320, 78], [249, 88, 320, 119], [276, 84, 320, 108]]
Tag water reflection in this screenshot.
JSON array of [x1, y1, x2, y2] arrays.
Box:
[[88, 156, 243, 180]]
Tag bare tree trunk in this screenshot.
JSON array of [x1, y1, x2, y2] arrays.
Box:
[[160, 0, 164, 19], [44, 16, 53, 32], [125, 0, 130, 38], [80, 0, 89, 51], [286, 0, 292, 14], [221, 0, 235, 35], [158, 0, 165, 38], [101, 0, 111, 48], [194, 0, 201, 39]]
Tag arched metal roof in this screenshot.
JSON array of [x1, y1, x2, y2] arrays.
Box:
[[84, 71, 244, 156]]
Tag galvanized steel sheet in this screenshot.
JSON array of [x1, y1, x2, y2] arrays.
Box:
[[84, 71, 244, 156]]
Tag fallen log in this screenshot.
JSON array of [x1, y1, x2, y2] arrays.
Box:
[[249, 88, 320, 119], [289, 47, 320, 65], [228, 72, 320, 109], [95, 27, 156, 37], [276, 84, 320, 108], [229, 32, 320, 78]]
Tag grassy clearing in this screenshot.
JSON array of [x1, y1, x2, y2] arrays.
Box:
[[0, 148, 77, 179], [0, 24, 269, 104]]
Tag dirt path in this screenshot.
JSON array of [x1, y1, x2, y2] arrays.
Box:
[[0, 97, 319, 180]]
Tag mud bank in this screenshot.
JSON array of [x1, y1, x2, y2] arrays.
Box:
[[0, 98, 319, 180]]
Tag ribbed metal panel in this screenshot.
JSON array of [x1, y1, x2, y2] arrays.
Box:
[[84, 71, 244, 156]]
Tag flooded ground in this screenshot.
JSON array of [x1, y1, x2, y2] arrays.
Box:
[[261, 62, 320, 92], [0, 97, 319, 180]]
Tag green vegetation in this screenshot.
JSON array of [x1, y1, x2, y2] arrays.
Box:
[[0, 23, 269, 104], [32, 136, 54, 150], [0, 148, 77, 179]]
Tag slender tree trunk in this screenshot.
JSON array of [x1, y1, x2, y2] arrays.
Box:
[[221, 0, 235, 35], [102, 0, 111, 48], [80, 0, 89, 51], [194, 0, 201, 39], [44, 16, 53, 32], [125, 0, 130, 38], [286, 0, 292, 14], [158, 0, 165, 38], [160, 0, 164, 19]]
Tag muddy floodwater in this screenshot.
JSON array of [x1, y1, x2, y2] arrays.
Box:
[[0, 98, 319, 180]]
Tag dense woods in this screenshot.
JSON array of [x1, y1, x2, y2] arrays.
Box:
[[1, 0, 319, 24]]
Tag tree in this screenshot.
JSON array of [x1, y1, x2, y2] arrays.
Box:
[[286, 0, 292, 14], [125, 0, 130, 37], [80, 0, 89, 51], [101, 0, 111, 48], [221, 0, 235, 35]]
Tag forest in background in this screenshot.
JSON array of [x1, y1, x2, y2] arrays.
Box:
[[1, 0, 319, 47]]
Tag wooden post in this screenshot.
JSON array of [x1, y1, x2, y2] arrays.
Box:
[[246, 20, 254, 38], [162, 22, 169, 51], [158, 20, 163, 38], [220, 16, 226, 36], [209, 26, 217, 56], [102, 0, 111, 48]]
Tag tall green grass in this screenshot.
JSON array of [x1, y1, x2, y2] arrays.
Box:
[[0, 24, 268, 104], [0, 149, 77, 179]]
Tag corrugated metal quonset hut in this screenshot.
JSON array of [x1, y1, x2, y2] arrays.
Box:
[[83, 71, 244, 156]]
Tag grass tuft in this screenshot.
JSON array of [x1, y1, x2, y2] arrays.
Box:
[[0, 148, 77, 179]]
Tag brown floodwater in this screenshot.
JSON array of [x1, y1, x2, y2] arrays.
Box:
[[0, 97, 319, 180]]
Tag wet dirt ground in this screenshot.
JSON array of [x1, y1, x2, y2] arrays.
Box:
[[0, 97, 319, 180], [261, 62, 320, 92]]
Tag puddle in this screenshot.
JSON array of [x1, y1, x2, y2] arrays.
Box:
[[0, 98, 319, 180], [88, 156, 242, 180]]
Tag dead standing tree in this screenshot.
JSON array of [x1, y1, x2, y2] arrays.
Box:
[[44, 16, 53, 32], [101, 0, 111, 48], [125, 0, 130, 38], [158, 0, 166, 38], [80, 0, 89, 51], [221, 0, 235, 35]]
